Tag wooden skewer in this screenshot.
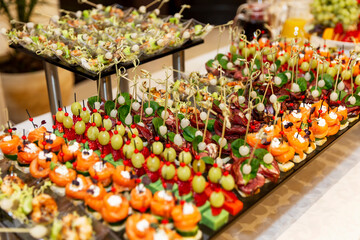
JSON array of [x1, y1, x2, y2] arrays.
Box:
[[146, 0, 161, 9], [0, 228, 30, 233], [202, 101, 213, 143]]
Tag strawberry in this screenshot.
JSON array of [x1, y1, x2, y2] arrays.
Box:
[[193, 192, 208, 207], [177, 180, 191, 195], [334, 22, 344, 34]]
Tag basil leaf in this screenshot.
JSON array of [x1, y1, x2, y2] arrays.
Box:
[[152, 117, 164, 135], [255, 59, 261, 70], [219, 58, 228, 70], [192, 135, 203, 153], [277, 95, 289, 102], [87, 96, 98, 109], [50, 162, 57, 170], [134, 115, 140, 123], [297, 77, 307, 92], [241, 158, 260, 185], [319, 73, 334, 90], [206, 59, 215, 68], [65, 161, 73, 169], [104, 101, 115, 116], [207, 119, 215, 132], [215, 53, 225, 62], [275, 59, 281, 69], [201, 156, 214, 165], [183, 126, 197, 142], [54, 129, 64, 137], [254, 148, 269, 160], [118, 105, 130, 124], [231, 138, 248, 158], [237, 88, 244, 96], [167, 132, 175, 142], [345, 95, 360, 107], [276, 72, 288, 87], [116, 92, 131, 105]]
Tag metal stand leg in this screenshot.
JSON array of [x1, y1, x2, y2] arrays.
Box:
[[44, 62, 62, 117], [97, 76, 113, 101], [172, 50, 185, 81], [119, 70, 129, 94]]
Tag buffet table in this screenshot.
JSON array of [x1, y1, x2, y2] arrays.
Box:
[[9, 26, 360, 238]]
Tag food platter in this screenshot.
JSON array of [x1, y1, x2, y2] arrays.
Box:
[[9, 39, 204, 80], [2, 2, 360, 240], [205, 117, 359, 239]]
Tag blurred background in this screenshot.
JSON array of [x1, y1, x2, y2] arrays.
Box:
[[0, 0, 338, 124]]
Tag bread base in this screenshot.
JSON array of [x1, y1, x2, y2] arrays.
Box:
[[305, 145, 316, 154], [50, 185, 65, 196], [293, 153, 307, 163], [315, 137, 327, 146], [238, 188, 260, 198], [278, 162, 295, 172], [340, 121, 349, 130], [348, 115, 359, 123], [183, 230, 203, 240]]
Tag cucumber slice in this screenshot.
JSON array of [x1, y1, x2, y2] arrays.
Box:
[[22, 196, 33, 215], [176, 226, 199, 237], [76, 170, 90, 176], [4, 154, 17, 161]]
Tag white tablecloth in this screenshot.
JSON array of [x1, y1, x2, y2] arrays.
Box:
[[10, 29, 360, 239]]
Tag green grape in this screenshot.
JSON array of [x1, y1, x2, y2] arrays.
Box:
[[241, 47, 250, 59], [249, 46, 256, 56], [355, 75, 360, 85], [103, 118, 112, 131], [177, 165, 191, 181], [90, 113, 102, 127], [262, 47, 271, 55], [179, 151, 192, 164], [334, 64, 342, 73], [87, 126, 99, 141], [123, 144, 135, 159], [151, 142, 163, 155], [300, 62, 310, 72], [238, 41, 245, 49], [111, 134, 123, 150], [127, 127, 139, 138], [266, 54, 275, 62], [208, 166, 222, 183], [131, 153, 145, 168], [254, 51, 261, 60], [277, 56, 286, 65], [80, 110, 90, 123], [161, 164, 176, 180], [341, 70, 351, 80], [288, 57, 297, 68], [210, 191, 225, 208], [163, 147, 176, 162], [71, 102, 82, 116], [75, 121, 86, 135], [327, 67, 337, 77], [319, 62, 329, 74], [220, 174, 235, 191], [229, 45, 237, 54], [131, 136, 143, 151], [192, 175, 206, 193], [56, 111, 65, 123], [192, 159, 205, 173], [146, 155, 160, 172], [63, 116, 73, 129], [310, 59, 317, 69], [98, 131, 110, 145], [283, 52, 290, 61], [115, 124, 125, 136]]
